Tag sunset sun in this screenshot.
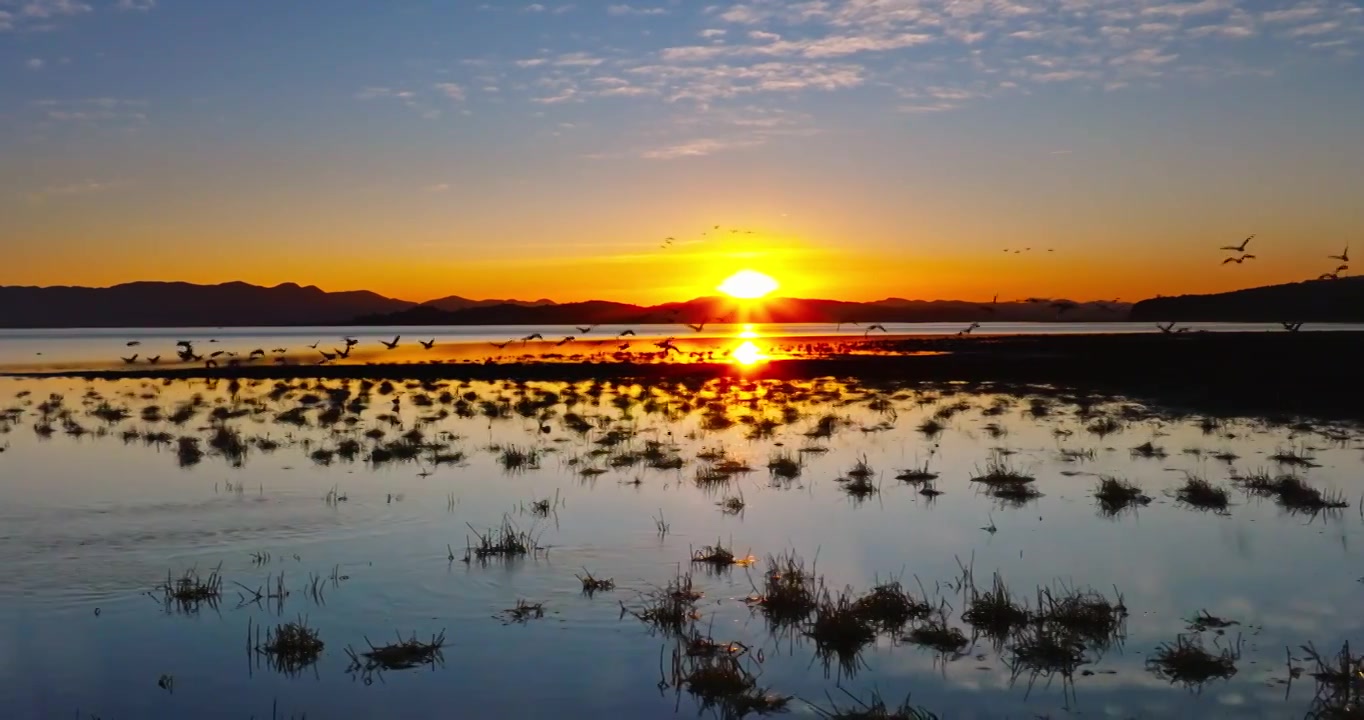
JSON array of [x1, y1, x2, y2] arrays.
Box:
[[717, 270, 779, 300]]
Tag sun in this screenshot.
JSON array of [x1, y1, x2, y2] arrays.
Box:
[[717, 270, 779, 300]]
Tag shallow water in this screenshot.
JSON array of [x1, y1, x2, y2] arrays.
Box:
[[5, 322, 1364, 372], [1, 375, 1362, 719]]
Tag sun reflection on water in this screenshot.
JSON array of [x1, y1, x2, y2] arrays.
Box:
[[731, 341, 766, 366]]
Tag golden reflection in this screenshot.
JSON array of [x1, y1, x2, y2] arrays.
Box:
[[731, 341, 766, 366], [738, 324, 758, 339]]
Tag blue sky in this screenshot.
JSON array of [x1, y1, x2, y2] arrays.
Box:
[[2, 0, 1362, 302]]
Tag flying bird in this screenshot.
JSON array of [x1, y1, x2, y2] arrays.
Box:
[[1157, 322, 1178, 334], [863, 324, 887, 337], [210, 351, 226, 358], [319, 349, 337, 361], [1334, 264, 1349, 274], [1318, 272, 1340, 281], [617, 342, 631, 351], [959, 322, 982, 336], [1220, 234, 1254, 252], [380, 336, 401, 350], [576, 325, 597, 334], [1328, 245, 1350, 263], [490, 340, 513, 350], [120, 354, 138, 364], [556, 336, 575, 346], [520, 333, 543, 344], [1222, 255, 1255, 265], [335, 345, 352, 359], [343, 337, 359, 347], [126, 341, 141, 347], [618, 329, 636, 337], [1281, 322, 1304, 333], [308, 341, 320, 349], [146, 355, 160, 364], [687, 321, 707, 332], [419, 339, 436, 350], [655, 338, 680, 354], [248, 349, 266, 359], [271, 348, 287, 353]]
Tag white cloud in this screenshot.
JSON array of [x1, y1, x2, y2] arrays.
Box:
[[553, 52, 604, 66], [25, 179, 126, 203], [523, 3, 545, 12], [26, 58, 44, 69], [426, 183, 451, 193], [1289, 20, 1340, 36], [116, 0, 155, 11], [608, 4, 666, 16], [641, 137, 759, 159], [434, 82, 465, 101], [699, 28, 726, 38], [19, 0, 91, 18]]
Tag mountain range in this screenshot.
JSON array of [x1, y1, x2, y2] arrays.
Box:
[[0, 277, 1358, 328]]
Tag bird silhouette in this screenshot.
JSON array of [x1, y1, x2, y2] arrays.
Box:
[[576, 325, 597, 334], [209, 351, 225, 358], [1318, 272, 1340, 281], [1222, 255, 1255, 265], [617, 342, 631, 351], [960, 322, 982, 335], [618, 329, 636, 337], [343, 337, 359, 347], [175, 340, 193, 349], [146, 355, 160, 364], [490, 340, 513, 350], [687, 321, 707, 332], [1334, 264, 1349, 274], [126, 341, 141, 347], [271, 347, 286, 354], [655, 338, 680, 354], [863, 324, 887, 337], [1281, 322, 1304, 333], [380, 336, 401, 350], [248, 349, 266, 359], [520, 333, 543, 344], [319, 349, 337, 361], [120, 354, 138, 364], [419, 339, 435, 350], [308, 341, 320, 349], [1220, 234, 1254, 252], [1157, 322, 1178, 334], [335, 345, 352, 359], [1328, 245, 1350, 263], [556, 336, 575, 346]]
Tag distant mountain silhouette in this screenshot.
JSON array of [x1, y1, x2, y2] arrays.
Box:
[[0, 282, 417, 328], [356, 296, 1130, 326], [424, 295, 557, 312], [1130, 277, 1364, 322]]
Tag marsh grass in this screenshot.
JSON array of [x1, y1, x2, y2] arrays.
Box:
[[1095, 476, 1152, 516], [1086, 417, 1122, 437], [501, 599, 545, 624], [748, 551, 821, 628], [962, 573, 1031, 644], [692, 539, 754, 567], [158, 564, 223, 613], [1009, 622, 1089, 680], [839, 472, 880, 500], [667, 646, 790, 719], [344, 630, 446, 675], [576, 569, 615, 595], [853, 581, 932, 634], [1303, 641, 1364, 718], [255, 617, 325, 675], [767, 450, 802, 481], [1270, 444, 1321, 468], [809, 588, 877, 657], [1147, 634, 1240, 688], [904, 613, 968, 656], [1033, 584, 1127, 650], [623, 571, 702, 634], [462, 517, 541, 563], [1130, 441, 1168, 459], [811, 689, 939, 719], [496, 444, 541, 472], [1174, 474, 1230, 512], [1236, 472, 1348, 512], [1186, 610, 1240, 634]]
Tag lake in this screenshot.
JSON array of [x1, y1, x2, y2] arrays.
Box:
[[5, 322, 1364, 373], [1, 370, 1362, 719]]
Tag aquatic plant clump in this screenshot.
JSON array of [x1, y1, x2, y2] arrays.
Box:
[[462, 517, 541, 562], [812, 689, 940, 719], [1174, 475, 1230, 512], [256, 617, 325, 674], [1094, 476, 1152, 516], [853, 582, 932, 633], [1147, 634, 1239, 688], [158, 564, 223, 612], [749, 551, 821, 628], [344, 630, 447, 674]]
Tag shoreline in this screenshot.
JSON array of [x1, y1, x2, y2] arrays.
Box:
[[5, 332, 1362, 419]]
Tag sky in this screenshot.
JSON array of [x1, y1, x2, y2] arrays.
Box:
[[2, 0, 1362, 304]]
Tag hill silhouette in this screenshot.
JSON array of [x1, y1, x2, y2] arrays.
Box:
[[354, 296, 1128, 326], [1130, 277, 1364, 322], [0, 282, 416, 328]]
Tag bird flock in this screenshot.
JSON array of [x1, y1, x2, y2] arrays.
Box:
[[1219, 235, 1350, 281]]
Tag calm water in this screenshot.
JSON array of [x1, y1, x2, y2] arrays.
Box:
[[2, 374, 1362, 719], [5, 323, 1364, 372]]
